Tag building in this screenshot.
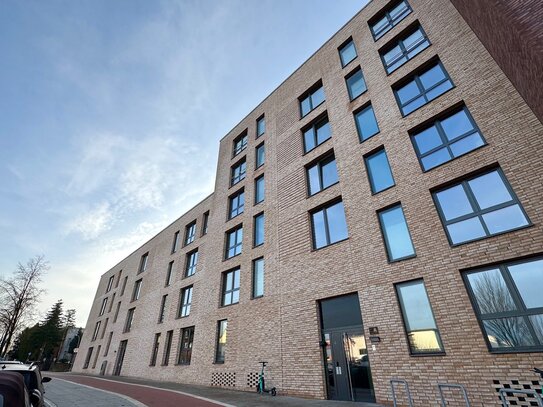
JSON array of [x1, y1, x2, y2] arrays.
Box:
[[72, 0, 543, 404]]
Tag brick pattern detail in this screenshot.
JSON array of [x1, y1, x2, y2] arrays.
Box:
[[493, 379, 543, 407], [211, 372, 236, 387]]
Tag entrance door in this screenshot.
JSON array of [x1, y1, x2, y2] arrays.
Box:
[[113, 340, 127, 376]]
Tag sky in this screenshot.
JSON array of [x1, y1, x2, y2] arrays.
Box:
[[0, 0, 368, 327]]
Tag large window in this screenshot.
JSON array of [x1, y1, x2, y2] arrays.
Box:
[[225, 226, 243, 259], [185, 250, 198, 277], [131, 279, 142, 301], [215, 320, 228, 363], [257, 115, 265, 138], [231, 159, 247, 186], [370, 0, 412, 40], [338, 38, 357, 67], [178, 326, 195, 365], [150, 333, 161, 366], [303, 115, 331, 153], [300, 83, 325, 117], [311, 200, 349, 249], [411, 106, 486, 171], [158, 294, 167, 323], [179, 286, 193, 317], [184, 221, 196, 246], [354, 104, 379, 142], [252, 258, 264, 298], [433, 169, 530, 245], [222, 268, 240, 306], [254, 213, 265, 247], [229, 189, 245, 219], [255, 175, 265, 204], [393, 61, 453, 116], [307, 154, 339, 196], [463, 257, 543, 352], [165, 261, 174, 286], [396, 280, 444, 354], [365, 148, 395, 194], [162, 330, 173, 366], [255, 143, 265, 168], [233, 132, 248, 157], [378, 204, 415, 261], [345, 67, 367, 100], [381, 25, 430, 73], [124, 308, 135, 333], [138, 253, 148, 274], [171, 231, 180, 254]]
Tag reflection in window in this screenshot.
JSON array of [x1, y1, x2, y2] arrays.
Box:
[[256, 143, 265, 168], [346, 68, 367, 100], [257, 116, 265, 137], [370, 0, 412, 40], [464, 258, 543, 351], [339, 38, 357, 67], [222, 269, 240, 306], [231, 159, 247, 186], [179, 286, 192, 317], [255, 175, 265, 204], [354, 105, 379, 142], [303, 115, 331, 153], [254, 213, 264, 247], [215, 320, 228, 363], [396, 280, 444, 354], [178, 326, 195, 365], [378, 204, 415, 261], [433, 169, 529, 245], [252, 258, 264, 298], [381, 25, 430, 73], [311, 201, 349, 249], [365, 148, 395, 194], [185, 250, 198, 277], [229, 190, 245, 219], [300, 84, 325, 117], [185, 222, 196, 245], [307, 154, 339, 196], [225, 226, 243, 259], [233, 133, 248, 157]]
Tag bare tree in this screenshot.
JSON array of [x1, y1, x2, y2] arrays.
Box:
[[0, 255, 48, 357]]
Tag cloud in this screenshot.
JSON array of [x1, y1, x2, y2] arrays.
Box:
[[64, 202, 114, 241]]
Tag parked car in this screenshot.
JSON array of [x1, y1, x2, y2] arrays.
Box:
[[0, 363, 51, 407], [0, 371, 31, 407]]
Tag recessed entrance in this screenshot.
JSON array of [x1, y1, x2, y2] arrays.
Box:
[[319, 293, 375, 403]]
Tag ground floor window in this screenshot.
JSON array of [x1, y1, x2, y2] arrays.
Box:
[[177, 326, 195, 365]]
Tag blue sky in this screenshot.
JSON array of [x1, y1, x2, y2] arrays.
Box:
[[0, 0, 367, 326]]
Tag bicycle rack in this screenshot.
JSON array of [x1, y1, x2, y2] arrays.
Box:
[[498, 388, 543, 407], [437, 383, 471, 407], [390, 379, 414, 407]]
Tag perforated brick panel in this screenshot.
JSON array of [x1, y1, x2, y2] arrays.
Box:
[[211, 372, 236, 387], [493, 379, 543, 406], [247, 372, 259, 388]]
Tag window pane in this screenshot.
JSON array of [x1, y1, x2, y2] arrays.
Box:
[[396, 80, 420, 105], [346, 70, 366, 100], [256, 144, 265, 167], [419, 64, 446, 89], [466, 268, 516, 314], [435, 185, 473, 221], [390, 0, 409, 19], [316, 121, 331, 145], [321, 158, 338, 190], [407, 331, 443, 353], [482, 204, 529, 234], [447, 217, 486, 244], [312, 210, 327, 249], [253, 259, 264, 298], [355, 105, 379, 141], [413, 126, 442, 155], [483, 317, 535, 349], [529, 315, 543, 343], [383, 45, 402, 66], [449, 133, 484, 157], [468, 171, 512, 209], [403, 28, 424, 50], [308, 165, 321, 195], [366, 149, 395, 193], [340, 40, 357, 66], [255, 176, 265, 203], [441, 110, 473, 140], [311, 87, 325, 108], [402, 96, 426, 115], [326, 201, 348, 244], [425, 81, 453, 101], [421, 148, 451, 171], [303, 128, 315, 152], [508, 259, 543, 309], [301, 97, 311, 117], [379, 205, 415, 260], [372, 17, 388, 36], [257, 117, 265, 136], [254, 214, 264, 246]]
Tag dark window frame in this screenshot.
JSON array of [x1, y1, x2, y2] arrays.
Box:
[[106, 275, 114, 293], [302, 112, 332, 154], [131, 279, 143, 302], [184, 221, 197, 246], [124, 307, 135, 333], [178, 285, 193, 318], [255, 142, 265, 169], [158, 294, 167, 323], [165, 261, 174, 287], [254, 175, 265, 205], [185, 249, 198, 278], [345, 66, 367, 101], [177, 326, 195, 365], [162, 330, 174, 366], [338, 37, 357, 67], [369, 0, 412, 41], [364, 146, 396, 195], [379, 23, 431, 74], [91, 321, 101, 341], [252, 257, 265, 299], [215, 319, 228, 364], [149, 332, 161, 366], [306, 152, 339, 196], [232, 131, 248, 158], [99, 297, 108, 316], [221, 268, 240, 307], [256, 115, 266, 138], [171, 231, 180, 254], [225, 224, 243, 259], [138, 252, 148, 274], [228, 188, 245, 220], [299, 81, 325, 118], [201, 211, 209, 236], [83, 347, 93, 369], [310, 199, 349, 250], [377, 203, 416, 262], [253, 212, 265, 247], [230, 157, 247, 187], [354, 103, 380, 143]]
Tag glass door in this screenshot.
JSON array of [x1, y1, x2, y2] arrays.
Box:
[[343, 332, 375, 402]]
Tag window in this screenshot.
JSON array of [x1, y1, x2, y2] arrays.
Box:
[[202, 211, 209, 235], [229, 189, 245, 219], [185, 250, 198, 277], [106, 275, 114, 293], [303, 115, 331, 153], [215, 320, 228, 363], [252, 258, 264, 298], [378, 204, 415, 261], [92, 345, 101, 369], [411, 106, 486, 171], [463, 257, 543, 352], [171, 231, 180, 253], [184, 221, 196, 246], [225, 225, 243, 259], [307, 154, 339, 196], [100, 318, 108, 339], [83, 347, 93, 369], [300, 83, 325, 117], [381, 25, 430, 73], [165, 261, 174, 286], [394, 61, 453, 116], [370, 0, 412, 40], [354, 104, 379, 142], [104, 332, 113, 356], [254, 213, 265, 247], [311, 200, 349, 249], [365, 148, 395, 194], [150, 333, 161, 366], [433, 169, 529, 245], [233, 132, 248, 157], [345, 67, 367, 100], [396, 280, 444, 354], [92, 321, 101, 341], [255, 175, 265, 204], [255, 143, 265, 168], [115, 270, 122, 288], [179, 286, 193, 317], [339, 38, 357, 67], [113, 301, 121, 323], [131, 279, 142, 301], [231, 159, 247, 186], [124, 308, 135, 333], [120, 276, 128, 296], [162, 330, 173, 365], [108, 293, 115, 312], [257, 115, 266, 137], [222, 268, 240, 306], [178, 326, 195, 365], [138, 253, 148, 274], [158, 294, 167, 323], [99, 298, 108, 316]]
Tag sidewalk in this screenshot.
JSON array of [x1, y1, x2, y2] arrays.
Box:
[[49, 372, 384, 407]]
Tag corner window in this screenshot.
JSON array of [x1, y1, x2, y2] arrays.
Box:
[[303, 114, 331, 153], [158, 294, 167, 323], [254, 213, 264, 247], [411, 106, 486, 171], [252, 258, 264, 298], [178, 326, 195, 365], [185, 250, 198, 277], [345, 67, 367, 100], [311, 200, 349, 249], [381, 25, 430, 73], [225, 225, 243, 259], [229, 189, 245, 219], [370, 0, 412, 40], [184, 221, 196, 246], [463, 257, 543, 352], [354, 104, 380, 142], [233, 132, 248, 157], [231, 159, 247, 187], [171, 231, 180, 254], [339, 38, 357, 67], [215, 320, 228, 363], [255, 143, 265, 168], [99, 298, 108, 316], [179, 285, 193, 317], [307, 154, 339, 196], [124, 308, 135, 333], [150, 333, 161, 366], [300, 83, 325, 117], [378, 204, 415, 261], [255, 175, 265, 204], [433, 169, 529, 245], [393, 60, 453, 116], [165, 261, 174, 286], [364, 148, 395, 194], [396, 279, 444, 354], [138, 253, 148, 274], [222, 268, 240, 306], [106, 275, 114, 293], [257, 115, 265, 138], [131, 279, 142, 301]]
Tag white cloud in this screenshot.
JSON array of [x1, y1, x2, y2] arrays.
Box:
[[64, 202, 114, 241]]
